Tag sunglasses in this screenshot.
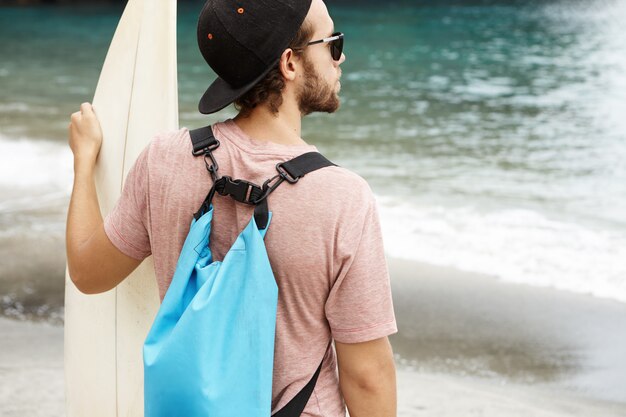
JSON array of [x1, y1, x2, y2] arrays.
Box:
[[304, 32, 344, 61]]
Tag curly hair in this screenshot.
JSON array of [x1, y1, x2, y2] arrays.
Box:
[[234, 20, 314, 116]]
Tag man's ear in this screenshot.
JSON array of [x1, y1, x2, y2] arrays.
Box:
[[279, 48, 299, 82]]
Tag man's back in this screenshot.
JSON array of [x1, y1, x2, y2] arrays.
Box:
[[103, 119, 397, 415], [66, 0, 398, 414]]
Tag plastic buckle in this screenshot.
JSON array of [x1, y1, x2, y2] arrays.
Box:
[[276, 162, 299, 184], [216, 176, 262, 204]]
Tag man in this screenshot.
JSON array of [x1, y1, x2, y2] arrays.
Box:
[[66, 0, 397, 415]]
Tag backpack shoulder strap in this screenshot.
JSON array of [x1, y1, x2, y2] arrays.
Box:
[[189, 125, 219, 155], [272, 341, 331, 417], [189, 125, 335, 175], [271, 362, 322, 417], [189, 124, 337, 230], [277, 152, 336, 181], [253, 153, 335, 231]]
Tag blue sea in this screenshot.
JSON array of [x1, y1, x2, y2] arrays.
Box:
[[0, 0, 625, 323]]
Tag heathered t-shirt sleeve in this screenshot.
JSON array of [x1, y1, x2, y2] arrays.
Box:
[[325, 183, 397, 344], [103, 143, 152, 261]]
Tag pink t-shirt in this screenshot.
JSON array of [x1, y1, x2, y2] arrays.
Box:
[[104, 119, 397, 416]]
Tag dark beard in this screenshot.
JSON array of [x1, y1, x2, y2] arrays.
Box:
[[297, 56, 340, 116]]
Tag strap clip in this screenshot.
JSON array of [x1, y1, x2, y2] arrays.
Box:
[[276, 162, 300, 184], [192, 139, 220, 156], [203, 152, 219, 182], [250, 161, 304, 204], [215, 176, 264, 205]]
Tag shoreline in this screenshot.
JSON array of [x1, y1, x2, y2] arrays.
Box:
[[388, 257, 626, 406], [395, 367, 626, 417], [1, 258, 626, 416]]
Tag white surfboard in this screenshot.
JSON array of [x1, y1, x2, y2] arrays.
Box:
[[64, 1, 178, 416]]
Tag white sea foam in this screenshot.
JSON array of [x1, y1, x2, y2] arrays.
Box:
[[2, 135, 625, 305], [0, 102, 31, 112], [377, 195, 626, 304], [0, 134, 73, 192]]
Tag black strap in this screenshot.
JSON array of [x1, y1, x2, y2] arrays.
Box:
[[279, 152, 336, 181], [190, 125, 335, 181], [190, 125, 219, 155], [190, 125, 337, 230], [272, 350, 326, 417], [253, 198, 269, 231]]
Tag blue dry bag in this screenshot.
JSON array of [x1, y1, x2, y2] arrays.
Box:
[[143, 126, 335, 417]]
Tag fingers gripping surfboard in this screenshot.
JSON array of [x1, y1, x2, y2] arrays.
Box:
[[64, 1, 178, 416]]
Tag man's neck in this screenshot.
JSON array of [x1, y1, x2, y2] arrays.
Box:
[[232, 105, 307, 146]]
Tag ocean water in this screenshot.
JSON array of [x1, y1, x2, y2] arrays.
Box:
[[0, 0, 625, 322]]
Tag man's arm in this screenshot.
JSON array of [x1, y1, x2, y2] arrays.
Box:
[[66, 102, 142, 294], [335, 336, 397, 417]]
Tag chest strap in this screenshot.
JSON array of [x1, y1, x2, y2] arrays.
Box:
[[189, 125, 336, 230]]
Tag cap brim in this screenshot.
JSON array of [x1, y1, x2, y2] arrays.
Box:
[[198, 57, 281, 115]]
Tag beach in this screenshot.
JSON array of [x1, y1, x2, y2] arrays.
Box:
[[0, 315, 64, 417], [389, 258, 626, 416], [2, 258, 625, 417]]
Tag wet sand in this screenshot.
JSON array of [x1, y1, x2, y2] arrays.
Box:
[[389, 257, 626, 413], [1, 258, 626, 416], [0, 316, 64, 417]]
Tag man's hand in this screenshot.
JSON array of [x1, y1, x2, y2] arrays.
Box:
[[66, 102, 142, 294], [69, 102, 103, 172]]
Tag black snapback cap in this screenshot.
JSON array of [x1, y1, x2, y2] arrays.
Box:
[[197, 0, 314, 114]]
